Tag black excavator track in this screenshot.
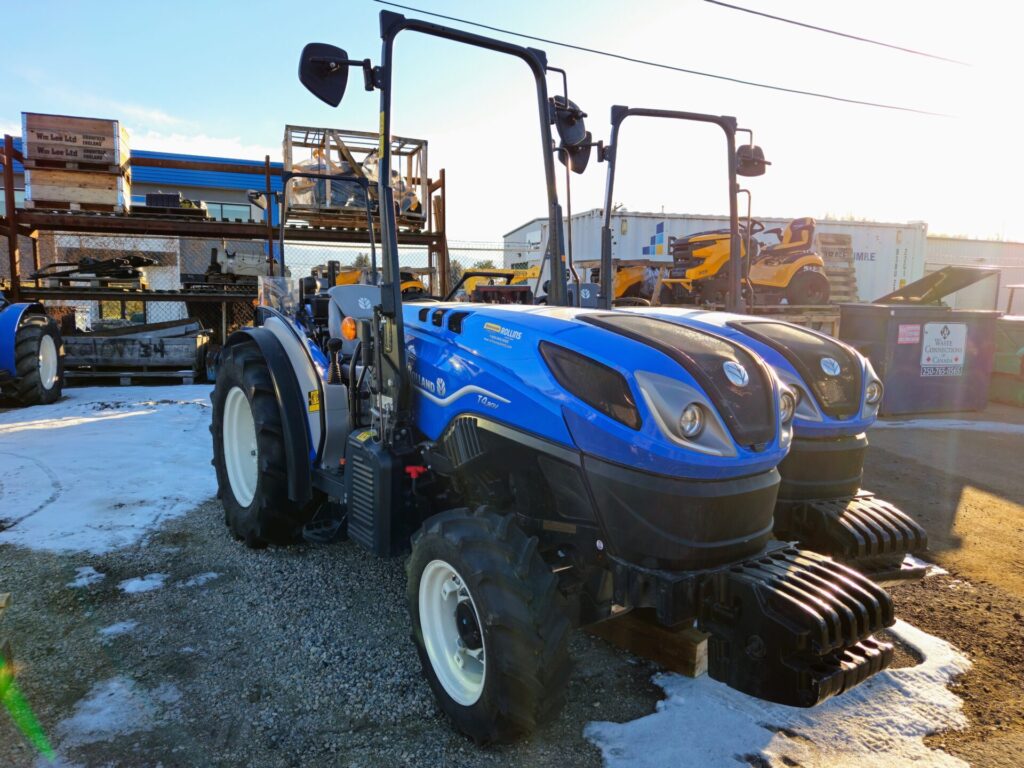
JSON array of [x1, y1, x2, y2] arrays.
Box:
[[697, 546, 895, 707]]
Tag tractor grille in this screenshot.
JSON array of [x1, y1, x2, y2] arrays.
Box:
[[583, 314, 776, 447], [732, 320, 862, 419]]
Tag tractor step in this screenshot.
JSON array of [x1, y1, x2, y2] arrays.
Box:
[[774, 492, 928, 576], [698, 546, 894, 707]]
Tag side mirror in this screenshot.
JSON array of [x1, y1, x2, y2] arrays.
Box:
[[737, 144, 769, 177], [298, 43, 350, 107], [558, 131, 592, 174], [551, 96, 592, 175]]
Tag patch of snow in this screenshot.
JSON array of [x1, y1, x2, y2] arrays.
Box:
[[118, 573, 167, 594], [66, 566, 105, 589], [0, 386, 216, 554], [586, 620, 970, 768], [54, 676, 180, 748], [178, 571, 220, 588], [98, 620, 138, 639], [874, 418, 1024, 435], [905, 553, 949, 576]]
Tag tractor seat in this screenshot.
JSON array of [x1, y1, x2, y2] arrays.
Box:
[[760, 217, 816, 260]]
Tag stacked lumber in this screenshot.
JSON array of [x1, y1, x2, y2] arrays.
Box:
[[21, 113, 131, 212], [816, 232, 859, 303]]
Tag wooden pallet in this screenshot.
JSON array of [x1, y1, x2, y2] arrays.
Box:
[[23, 200, 125, 213], [587, 611, 709, 678], [748, 304, 841, 335], [22, 158, 124, 173], [36, 275, 146, 290], [288, 206, 425, 232], [129, 205, 208, 219], [65, 369, 201, 386]]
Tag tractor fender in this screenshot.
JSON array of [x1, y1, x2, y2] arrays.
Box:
[[224, 327, 313, 506], [0, 302, 46, 375]]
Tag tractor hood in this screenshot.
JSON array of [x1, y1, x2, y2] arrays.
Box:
[[403, 302, 791, 481], [626, 307, 882, 437]]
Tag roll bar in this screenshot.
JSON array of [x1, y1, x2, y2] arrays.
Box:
[[598, 106, 744, 313]]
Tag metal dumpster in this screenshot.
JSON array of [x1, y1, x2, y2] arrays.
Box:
[[839, 266, 1001, 415], [989, 284, 1024, 407]]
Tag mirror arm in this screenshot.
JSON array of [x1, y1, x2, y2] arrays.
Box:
[[308, 55, 378, 91]]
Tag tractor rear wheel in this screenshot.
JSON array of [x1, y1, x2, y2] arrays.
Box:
[[10, 315, 63, 406], [786, 270, 831, 305], [407, 507, 571, 744], [210, 341, 318, 547]]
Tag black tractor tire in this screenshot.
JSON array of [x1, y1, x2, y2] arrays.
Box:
[[786, 270, 831, 306], [407, 507, 571, 744], [10, 315, 64, 406], [210, 341, 318, 548]]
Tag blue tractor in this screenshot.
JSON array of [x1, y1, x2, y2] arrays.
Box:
[[0, 291, 63, 406], [210, 12, 896, 744], [594, 105, 929, 580]]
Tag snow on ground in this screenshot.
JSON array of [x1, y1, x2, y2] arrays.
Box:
[[0, 386, 216, 554], [586, 620, 970, 768], [874, 418, 1024, 435], [118, 574, 167, 594], [178, 571, 220, 588], [53, 676, 181, 749], [66, 566, 105, 589], [98, 620, 138, 639]]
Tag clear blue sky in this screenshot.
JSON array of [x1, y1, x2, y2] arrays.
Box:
[[1, 1, 1016, 242]]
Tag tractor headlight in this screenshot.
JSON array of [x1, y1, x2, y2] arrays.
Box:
[[679, 403, 704, 438], [780, 389, 796, 424], [865, 380, 883, 405]]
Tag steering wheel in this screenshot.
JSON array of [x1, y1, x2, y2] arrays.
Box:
[[742, 218, 765, 236]]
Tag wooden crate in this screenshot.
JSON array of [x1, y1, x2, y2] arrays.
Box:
[[25, 167, 131, 208], [22, 112, 130, 166]]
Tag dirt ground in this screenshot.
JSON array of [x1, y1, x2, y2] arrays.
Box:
[[866, 405, 1024, 767], [1, 403, 1023, 766]]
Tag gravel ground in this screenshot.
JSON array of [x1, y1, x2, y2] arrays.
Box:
[[0, 499, 662, 767]]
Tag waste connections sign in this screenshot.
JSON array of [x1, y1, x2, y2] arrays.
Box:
[[920, 322, 966, 377]]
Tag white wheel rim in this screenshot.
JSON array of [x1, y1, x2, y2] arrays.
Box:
[[38, 334, 58, 390], [419, 559, 486, 706], [223, 386, 258, 507]]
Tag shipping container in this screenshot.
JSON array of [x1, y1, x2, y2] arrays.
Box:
[[504, 209, 928, 302], [926, 236, 1024, 312]]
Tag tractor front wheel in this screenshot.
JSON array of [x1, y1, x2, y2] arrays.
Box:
[[210, 341, 317, 547], [10, 315, 63, 406], [407, 507, 571, 744]]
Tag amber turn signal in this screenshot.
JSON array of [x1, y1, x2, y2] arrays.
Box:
[[341, 316, 358, 341]]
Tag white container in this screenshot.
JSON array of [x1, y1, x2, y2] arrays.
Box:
[[926, 236, 1024, 312], [504, 209, 929, 302]]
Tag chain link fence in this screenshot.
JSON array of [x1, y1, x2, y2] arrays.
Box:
[[2, 230, 541, 342]]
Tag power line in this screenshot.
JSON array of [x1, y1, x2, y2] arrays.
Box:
[[705, 1, 969, 65], [374, 0, 949, 117]]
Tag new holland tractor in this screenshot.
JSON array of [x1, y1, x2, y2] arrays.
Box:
[[0, 291, 63, 406], [211, 12, 897, 744], [596, 106, 929, 580]]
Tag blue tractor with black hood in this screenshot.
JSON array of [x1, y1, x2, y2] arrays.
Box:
[[593, 104, 929, 582], [209, 12, 896, 745]]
